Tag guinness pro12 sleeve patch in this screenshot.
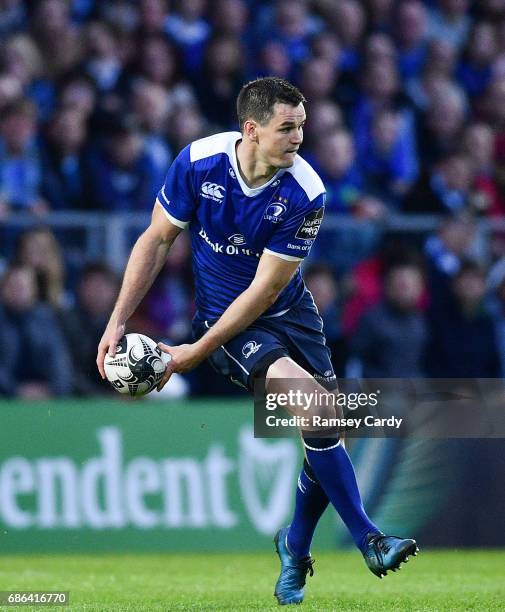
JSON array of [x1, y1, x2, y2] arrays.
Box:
[[295, 207, 324, 240]]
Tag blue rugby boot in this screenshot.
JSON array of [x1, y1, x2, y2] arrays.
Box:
[[274, 526, 314, 605], [363, 532, 419, 578]]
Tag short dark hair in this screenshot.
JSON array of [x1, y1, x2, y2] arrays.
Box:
[[236, 77, 306, 131]]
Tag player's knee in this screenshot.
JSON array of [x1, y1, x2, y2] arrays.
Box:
[[312, 401, 337, 422], [266, 356, 306, 380], [266, 359, 342, 420]]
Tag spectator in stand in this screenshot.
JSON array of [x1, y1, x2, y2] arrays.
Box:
[[0, 98, 47, 216], [426, 261, 500, 377], [0, 263, 73, 398], [309, 128, 364, 215], [298, 56, 338, 104], [428, 0, 471, 50], [130, 79, 173, 161], [29, 0, 83, 79], [360, 108, 419, 206], [423, 215, 478, 308], [303, 99, 343, 150], [83, 21, 123, 93], [132, 34, 195, 112], [404, 151, 475, 214], [463, 122, 505, 217], [256, 40, 293, 80], [57, 72, 98, 120], [352, 57, 416, 171], [310, 30, 350, 103], [137, 0, 169, 36], [326, 0, 365, 74], [406, 41, 457, 112], [41, 107, 89, 211], [87, 113, 169, 212], [167, 104, 209, 151], [165, 0, 210, 76], [100, 10, 136, 70], [211, 0, 249, 39], [15, 226, 67, 308], [457, 21, 498, 99], [309, 128, 385, 271], [395, 0, 429, 80], [304, 263, 347, 376], [428, 38, 459, 78], [340, 240, 423, 336], [261, 0, 318, 66], [355, 56, 399, 121], [1, 34, 55, 120], [363, 32, 397, 66], [61, 263, 120, 395], [195, 35, 246, 130], [417, 81, 467, 164], [310, 30, 341, 69], [350, 262, 427, 377]]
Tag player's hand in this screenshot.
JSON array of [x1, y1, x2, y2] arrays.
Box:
[[96, 321, 126, 379], [157, 342, 203, 391]]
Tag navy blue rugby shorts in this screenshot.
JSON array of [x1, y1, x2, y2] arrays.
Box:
[[192, 292, 336, 392]]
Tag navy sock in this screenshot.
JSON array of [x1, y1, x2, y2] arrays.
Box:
[[304, 437, 380, 552], [287, 460, 329, 559]]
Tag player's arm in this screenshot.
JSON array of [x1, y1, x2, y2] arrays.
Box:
[[199, 252, 300, 351], [157, 252, 299, 388], [96, 202, 181, 378]]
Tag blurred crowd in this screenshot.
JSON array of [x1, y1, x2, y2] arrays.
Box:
[[2, 0, 505, 397], [3, 0, 505, 217]]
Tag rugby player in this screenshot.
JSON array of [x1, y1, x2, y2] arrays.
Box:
[[97, 77, 418, 605]]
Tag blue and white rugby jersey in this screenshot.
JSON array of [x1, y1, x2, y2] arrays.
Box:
[[156, 131, 325, 320]]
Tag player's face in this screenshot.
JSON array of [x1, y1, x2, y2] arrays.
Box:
[[256, 102, 306, 168]]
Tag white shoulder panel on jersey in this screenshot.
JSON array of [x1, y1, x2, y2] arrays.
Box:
[[190, 131, 241, 163], [286, 155, 325, 202], [156, 198, 189, 229]]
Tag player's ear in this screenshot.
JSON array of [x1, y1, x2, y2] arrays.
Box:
[[243, 119, 258, 143]]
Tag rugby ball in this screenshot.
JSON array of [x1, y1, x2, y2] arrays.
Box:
[[104, 333, 170, 397]]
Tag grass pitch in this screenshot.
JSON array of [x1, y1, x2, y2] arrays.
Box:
[[0, 550, 504, 611]]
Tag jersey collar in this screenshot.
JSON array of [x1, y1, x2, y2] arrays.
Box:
[[229, 133, 285, 198]]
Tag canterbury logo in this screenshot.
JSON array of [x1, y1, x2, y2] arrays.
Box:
[[201, 182, 225, 201]]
